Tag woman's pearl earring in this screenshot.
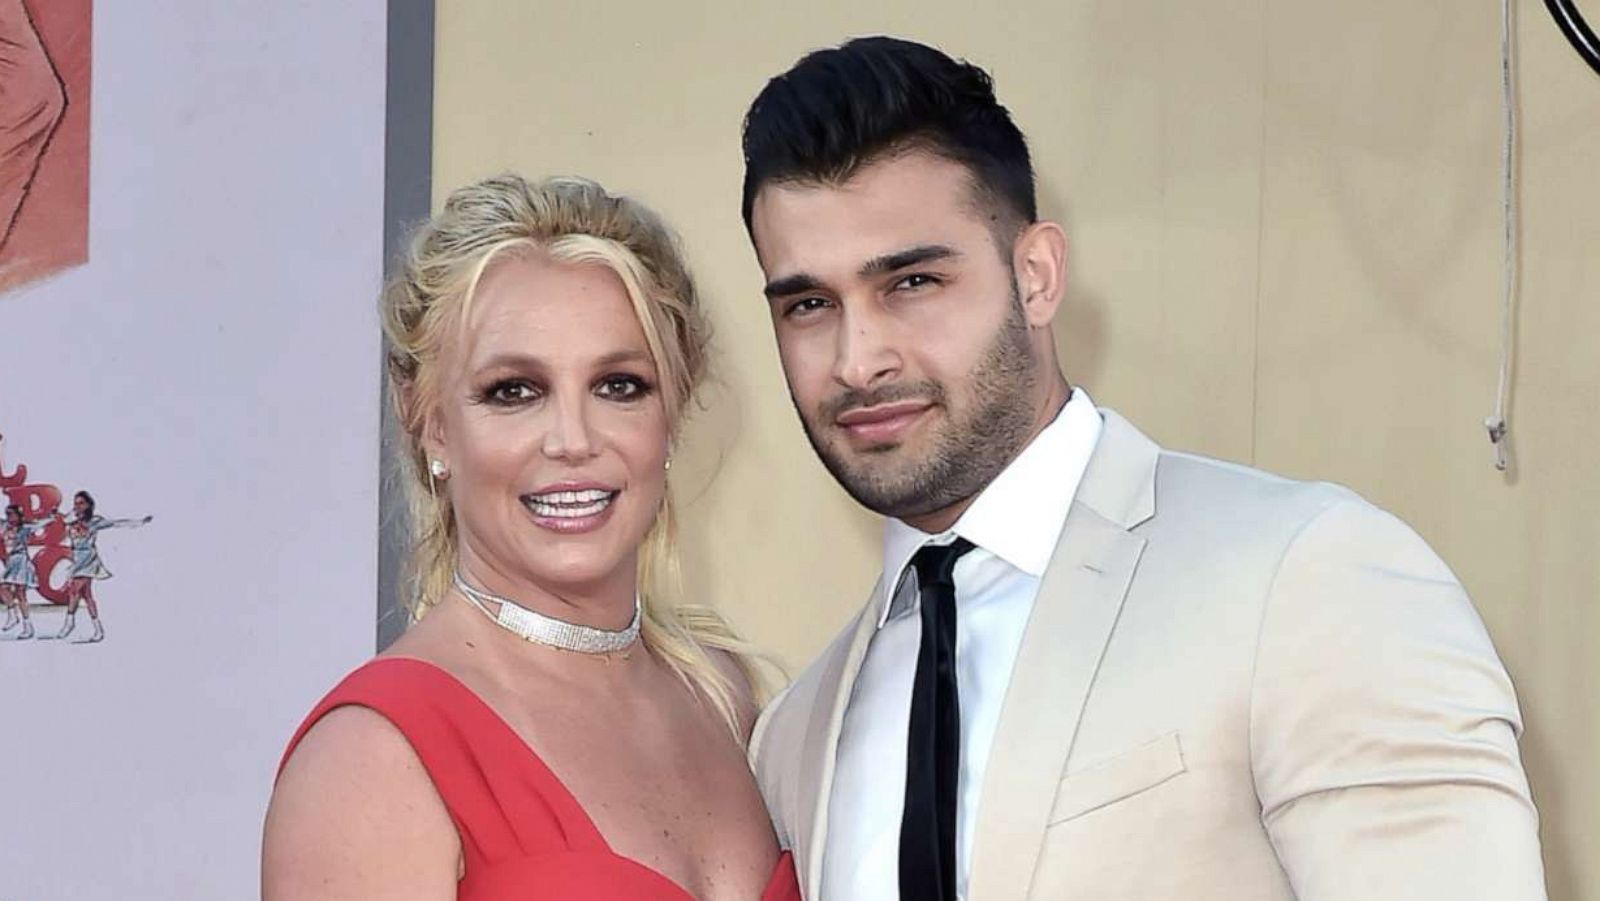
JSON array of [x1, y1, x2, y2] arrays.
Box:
[[429, 459, 448, 479]]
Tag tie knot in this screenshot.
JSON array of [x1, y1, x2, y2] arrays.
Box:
[[911, 537, 976, 590]]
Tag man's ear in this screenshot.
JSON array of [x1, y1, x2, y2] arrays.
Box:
[[1012, 220, 1068, 328]]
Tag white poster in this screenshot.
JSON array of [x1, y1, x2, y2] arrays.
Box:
[[0, 2, 387, 898]]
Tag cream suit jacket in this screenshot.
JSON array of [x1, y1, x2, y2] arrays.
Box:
[[751, 409, 1545, 900]]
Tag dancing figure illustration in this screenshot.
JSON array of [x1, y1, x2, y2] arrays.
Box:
[[1, 502, 55, 640], [57, 491, 149, 642]]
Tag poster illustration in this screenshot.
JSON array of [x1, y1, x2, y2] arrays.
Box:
[[0, 2, 385, 896], [0, 433, 149, 642], [0, 0, 91, 295]]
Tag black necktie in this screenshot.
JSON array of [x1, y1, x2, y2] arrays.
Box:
[[899, 537, 976, 901]]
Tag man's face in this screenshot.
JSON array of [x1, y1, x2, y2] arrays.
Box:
[[750, 151, 1044, 526]]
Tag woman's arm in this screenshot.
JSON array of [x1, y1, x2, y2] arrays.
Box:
[[88, 515, 152, 533], [262, 706, 461, 901], [19, 514, 58, 537]]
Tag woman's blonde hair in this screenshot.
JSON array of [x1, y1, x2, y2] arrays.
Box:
[[383, 173, 759, 736]]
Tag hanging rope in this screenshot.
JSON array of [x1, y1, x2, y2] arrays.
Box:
[[1486, 0, 1519, 472]]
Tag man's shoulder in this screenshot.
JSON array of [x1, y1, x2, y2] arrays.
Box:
[[749, 607, 876, 845], [1090, 425, 1433, 579], [1090, 407, 1364, 532], [1139, 439, 1459, 593], [751, 606, 871, 764], [1158, 443, 1346, 501], [1148, 442, 1372, 536]]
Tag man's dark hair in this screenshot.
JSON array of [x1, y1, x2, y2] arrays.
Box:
[[740, 36, 1036, 240]]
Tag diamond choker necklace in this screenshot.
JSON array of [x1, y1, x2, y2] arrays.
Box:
[[451, 570, 641, 656]]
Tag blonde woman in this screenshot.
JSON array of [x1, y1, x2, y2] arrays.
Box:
[[262, 175, 798, 900]]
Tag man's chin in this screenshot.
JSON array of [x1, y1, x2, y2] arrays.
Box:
[[825, 426, 924, 459], [819, 458, 930, 516], [823, 445, 918, 485], [806, 425, 936, 503]]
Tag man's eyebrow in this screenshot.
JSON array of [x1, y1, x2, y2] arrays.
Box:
[[763, 273, 823, 299], [761, 245, 961, 300], [859, 244, 960, 278]]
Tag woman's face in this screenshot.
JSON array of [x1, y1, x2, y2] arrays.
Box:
[[5, 509, 19, 527], [426, 253, 671, 601], [73, 496, 89, 518]]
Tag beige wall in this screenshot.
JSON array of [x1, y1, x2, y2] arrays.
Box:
[[434, 2, 1600, 896]]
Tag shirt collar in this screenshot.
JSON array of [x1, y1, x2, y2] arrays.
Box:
[[874, 388, 1104, 627]]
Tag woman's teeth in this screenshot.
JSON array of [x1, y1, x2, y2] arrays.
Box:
[[524, 489, 616, 519]]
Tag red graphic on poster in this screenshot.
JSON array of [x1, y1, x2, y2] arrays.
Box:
[[1, 433, 150, 643], [0, 437, 67, 607], [0, 0, 92, 295]]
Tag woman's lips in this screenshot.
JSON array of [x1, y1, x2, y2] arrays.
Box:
[[520, 487, 619, 534]]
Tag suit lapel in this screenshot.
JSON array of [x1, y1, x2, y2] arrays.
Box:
[[795, 575, 888, 897], [967, 409, 1159, 901]]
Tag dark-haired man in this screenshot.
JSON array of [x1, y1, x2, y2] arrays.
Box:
[[742, 36, 1544, 900]]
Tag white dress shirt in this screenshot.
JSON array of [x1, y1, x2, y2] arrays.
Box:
[[820, 389, 1103, 901]]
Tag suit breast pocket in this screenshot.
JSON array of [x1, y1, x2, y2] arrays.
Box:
[[1047, 731, 1188, 825]]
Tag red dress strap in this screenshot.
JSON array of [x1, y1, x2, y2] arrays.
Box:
[[278, 657, 602, 875]]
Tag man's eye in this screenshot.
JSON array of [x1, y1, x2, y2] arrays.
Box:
[[597, 375, 652, 400], [894, 273, 940, 291], [784, 297, 832, 318]]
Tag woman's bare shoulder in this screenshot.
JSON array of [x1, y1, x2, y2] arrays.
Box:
[[262, 706, 459, 900]]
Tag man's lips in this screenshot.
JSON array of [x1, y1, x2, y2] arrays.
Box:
[[834, 401, 933, 444]]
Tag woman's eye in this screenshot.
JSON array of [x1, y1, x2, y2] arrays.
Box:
[[484, 381, 539, 405], [597, 375, 652, 400]]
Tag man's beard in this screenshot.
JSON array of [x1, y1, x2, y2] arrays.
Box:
[[797, 299, 1039, 521]]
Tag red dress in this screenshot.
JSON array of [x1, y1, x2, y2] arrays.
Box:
[[280, 657, 801, 900]]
